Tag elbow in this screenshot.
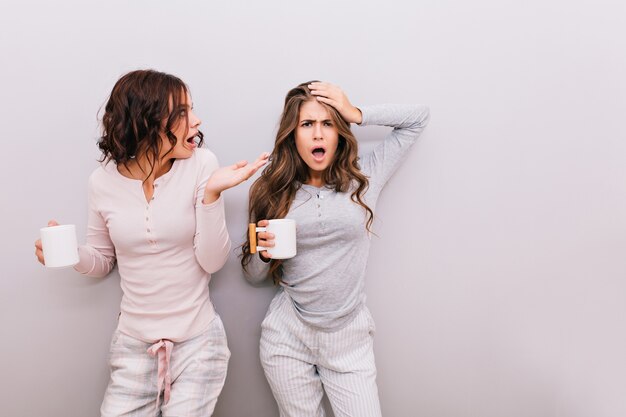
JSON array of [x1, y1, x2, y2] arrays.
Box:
[[82, 270, 110, 279], [242, 256, 272, 286], [203, 257, 228, 275], [200, 254, 229, 274], [243, 270, 270, 287], [198, 240, 232, 274], [75, 258, 115, 278], [415, 105, 430, 128]]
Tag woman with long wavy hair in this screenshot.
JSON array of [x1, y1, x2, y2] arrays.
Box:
[[242, 81, 430, 416], [34, 69, 268, 416]]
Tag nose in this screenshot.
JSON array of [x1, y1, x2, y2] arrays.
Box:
[[189, 110, 201, 128], [313, 123, 323, 140]]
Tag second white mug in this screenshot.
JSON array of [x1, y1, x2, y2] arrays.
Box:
[[249, 219, 297, 259], [40, 224, 79, 268]]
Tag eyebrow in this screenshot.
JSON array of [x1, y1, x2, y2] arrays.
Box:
[[299, 118, 333, 123]]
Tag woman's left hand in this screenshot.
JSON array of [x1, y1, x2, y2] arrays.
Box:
[[308, 82, 362, 124], [203, 152, 270, 204]]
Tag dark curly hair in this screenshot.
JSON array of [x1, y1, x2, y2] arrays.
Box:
[[98, 69, 204, 178]]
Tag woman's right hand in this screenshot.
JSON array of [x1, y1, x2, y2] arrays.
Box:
[[256, 219, 275, 261], [203, 152, 270, 204], [35, 220, 59, 265], [308, 82, 363, 124]]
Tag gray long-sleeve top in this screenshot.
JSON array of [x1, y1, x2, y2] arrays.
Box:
[[245, 104, 430, 331]]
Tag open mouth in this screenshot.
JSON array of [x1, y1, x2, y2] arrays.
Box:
[[186, 135, 198, 148], [311, 147, 326, 161]]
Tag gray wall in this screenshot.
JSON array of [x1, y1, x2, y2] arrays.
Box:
[[1, 1, 625, 416]]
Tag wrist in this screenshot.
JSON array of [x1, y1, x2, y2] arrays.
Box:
[[350, 106, 362, 124]]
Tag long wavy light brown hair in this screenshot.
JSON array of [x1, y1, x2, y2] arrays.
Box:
[[98, 69, 204, 179], [241, 81, 373, 284]]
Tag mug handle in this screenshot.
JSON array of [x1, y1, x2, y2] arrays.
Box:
[[248, 223, 267, 254]]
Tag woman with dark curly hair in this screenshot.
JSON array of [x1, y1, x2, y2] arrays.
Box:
[[242, 81, 429, 417], [34, 69, 268, 416]]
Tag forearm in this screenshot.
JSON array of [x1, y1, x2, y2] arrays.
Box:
[[359, 104, 430, 187], [244, 253, 271, 286], [360, 104, 430, 135], [195, 196, 231, 274], [74, 245, 116, 278]]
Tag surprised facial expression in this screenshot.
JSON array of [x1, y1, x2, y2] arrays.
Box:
[[162, 92, 202, 160], [294, 100, 339, 180]]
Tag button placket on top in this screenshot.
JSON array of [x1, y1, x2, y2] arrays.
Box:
[[316, 190, 326, 233], [146, 182, 159, 247]]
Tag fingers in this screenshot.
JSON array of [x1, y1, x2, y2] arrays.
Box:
[[248, 152, 269, 170], [35, 222, 57, 266], [232, 160, 248, 169], [234, 152, 268, 174], [257, 231, 275, 247], [256, 219, 275, 248], [309, 82, 360, 123], [309, 81, 336, 92], [34, 239, 45, 265], [255, 219, 273, 259], [309, 82, 341, 99], [238, 152, 270, 180], [309, 82, 348, 114], [315, 95, 339, 108], [247, 160, 267, 177], [253, 152, 270, 167]]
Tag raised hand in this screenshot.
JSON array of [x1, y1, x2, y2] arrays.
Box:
[[35, 219, 59, 265], [308, 82, 362, 124], [203, 152, 270, 204]]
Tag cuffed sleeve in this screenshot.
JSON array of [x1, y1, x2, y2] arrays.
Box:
[[244, 253, 272, 285], [73, 175, 116, 277], [359, 104, 430, 190], [194, 196, 231, 274]]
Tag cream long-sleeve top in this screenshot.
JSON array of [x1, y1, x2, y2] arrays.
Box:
[[74, 148, 231, 343], [245, 104, 430, 331]]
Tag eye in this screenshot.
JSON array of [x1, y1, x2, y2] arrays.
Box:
[[177, 106, 189, 118], [323, 121, 333, 127], [301, 121, 312, 127]]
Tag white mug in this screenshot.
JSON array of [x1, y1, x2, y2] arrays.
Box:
[[249, 219, 297, 259], [40, 224, 79, 268]]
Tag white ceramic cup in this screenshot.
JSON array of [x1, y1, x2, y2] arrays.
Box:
[[249, 219, 297, 259], [40, 224, 79, 268]]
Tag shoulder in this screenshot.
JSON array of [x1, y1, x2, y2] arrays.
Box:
[[177, 148, 220, 183], [87, 163, 112, 188], [187, 148, 219, 172], [86, 163, 122, 204], [194, 148, 219, 166]]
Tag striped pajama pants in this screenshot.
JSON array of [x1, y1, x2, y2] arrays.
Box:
[[100, 315, 230, 417], [260, 291, 382, 417]]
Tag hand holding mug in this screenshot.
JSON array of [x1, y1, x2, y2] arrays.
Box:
[[253, 219, 274, 260], [35, 219, 59, 265], [249, 219, 297, 260], [36, 220, 79, 268]]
